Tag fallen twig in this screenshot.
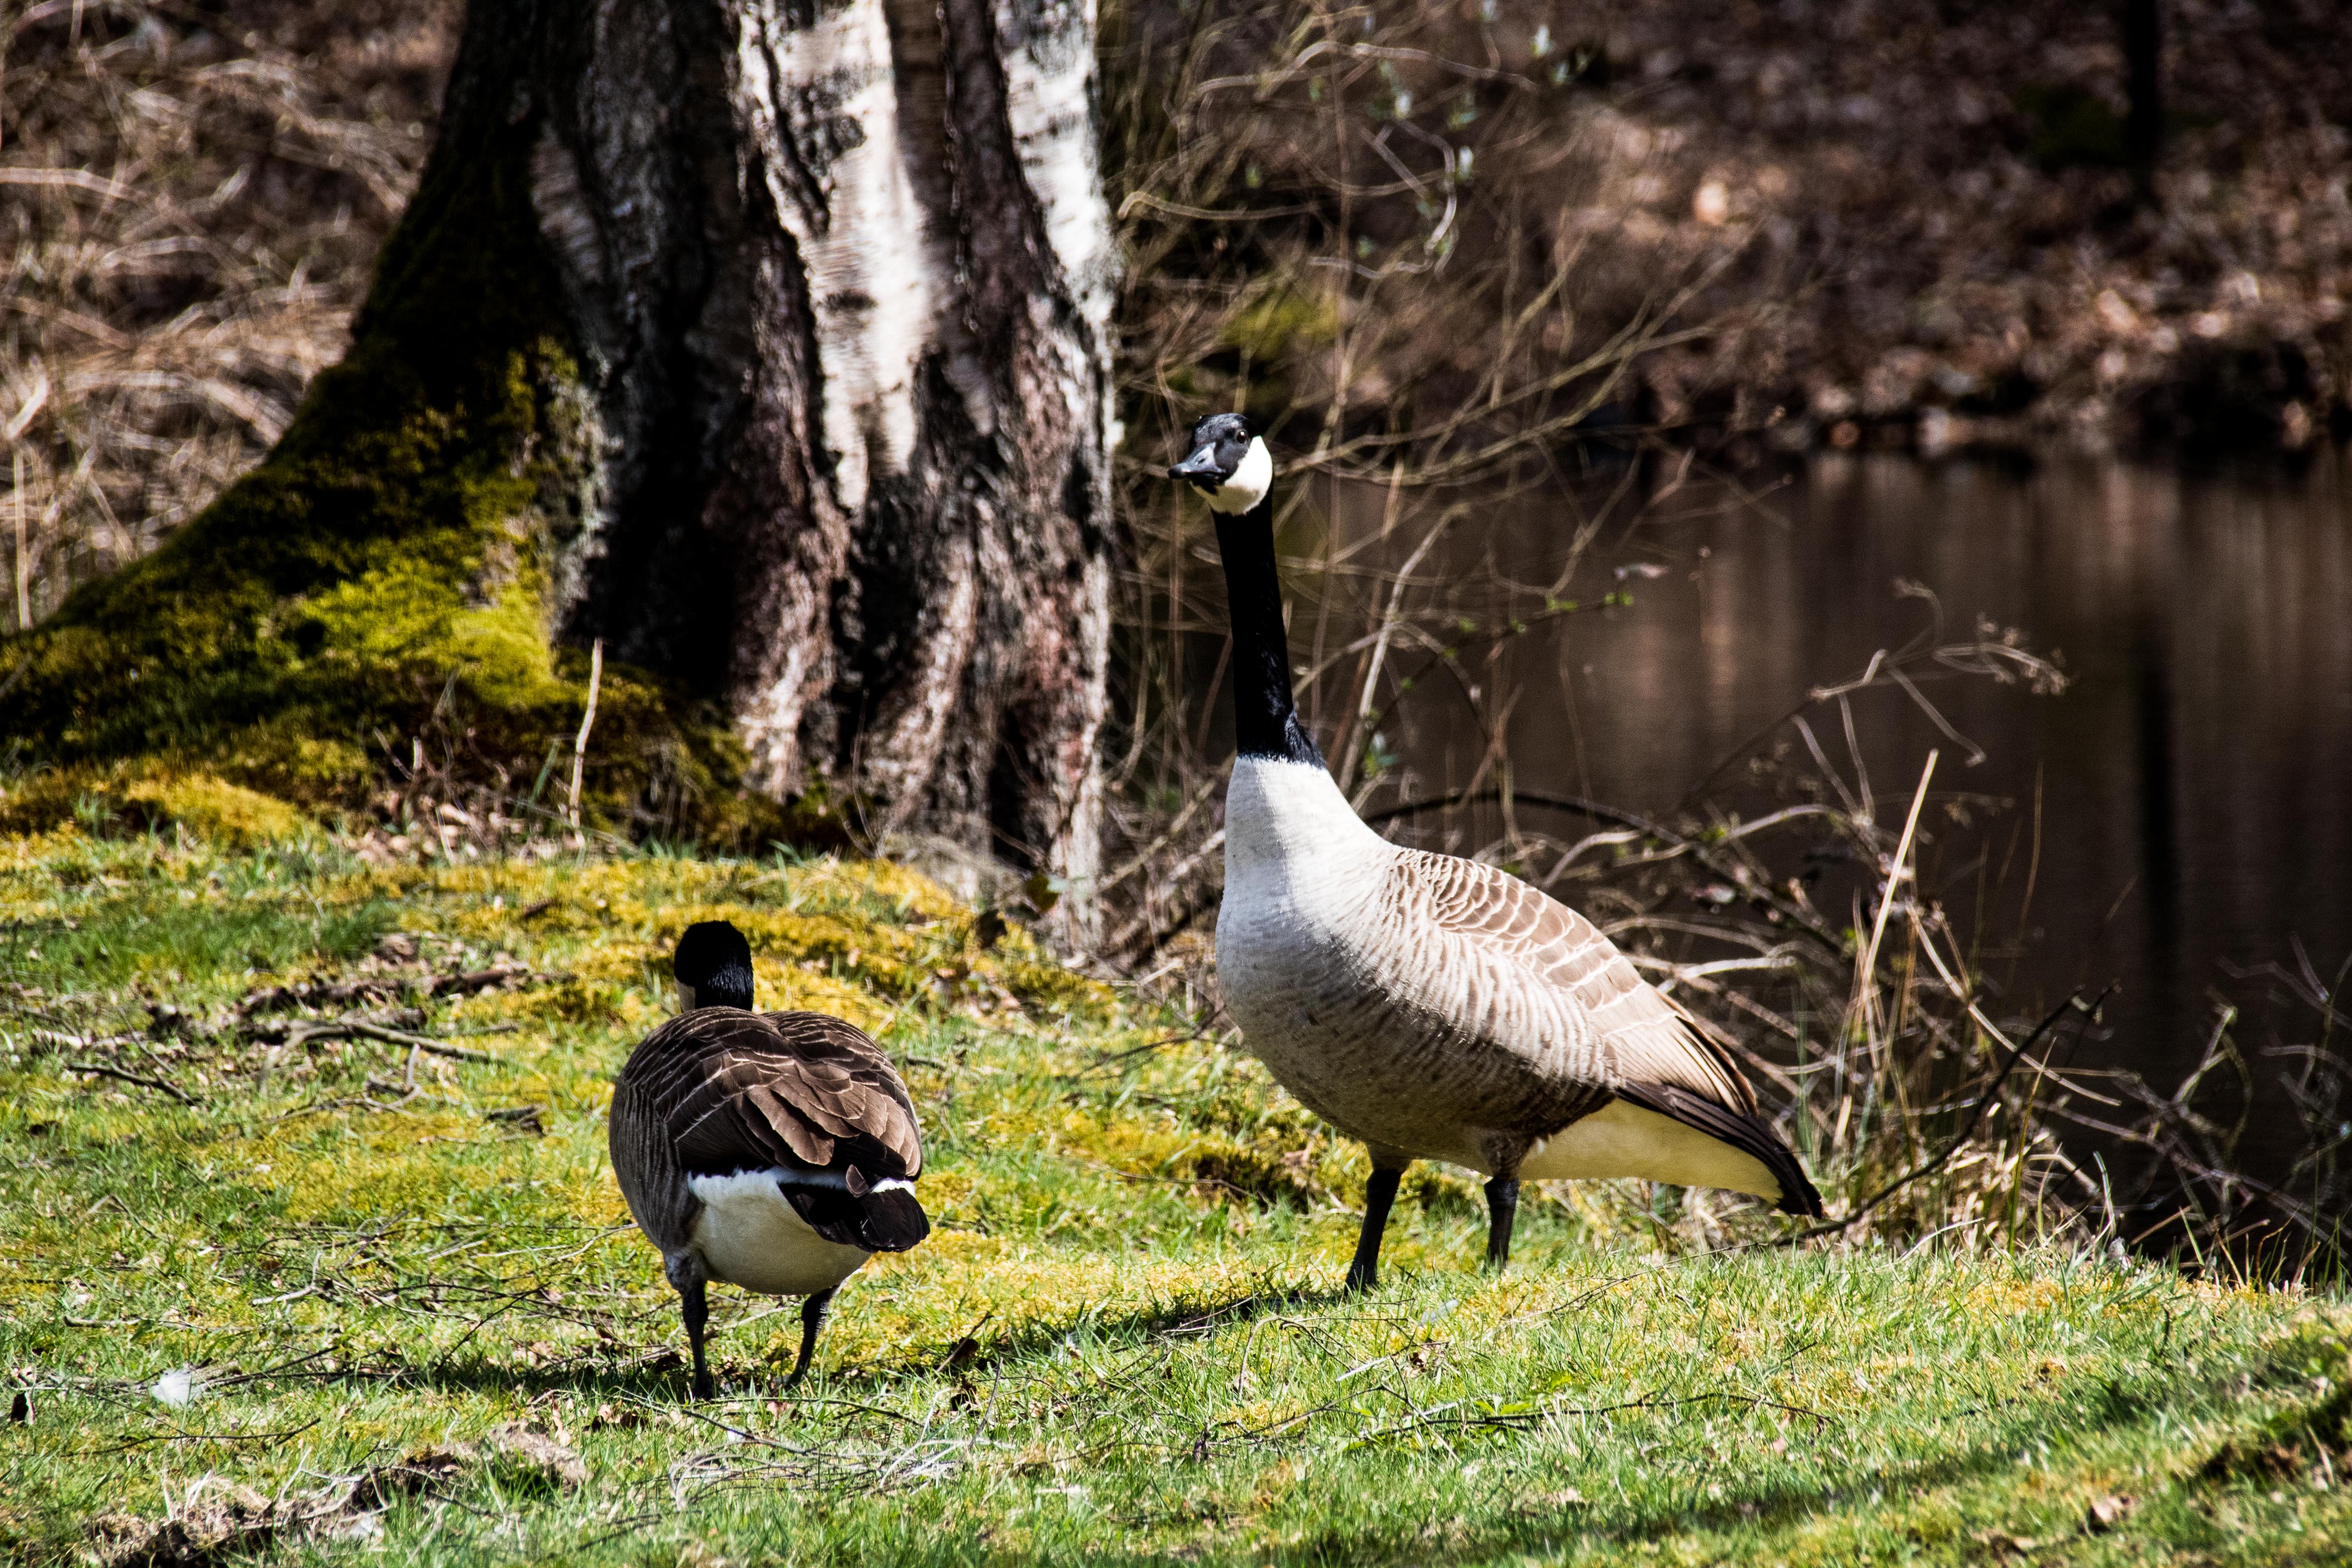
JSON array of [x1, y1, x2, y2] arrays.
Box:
[[284, 1019, 501, 1064], [65, 1061, 200, 1104], [81, 1417, 322, 1456]]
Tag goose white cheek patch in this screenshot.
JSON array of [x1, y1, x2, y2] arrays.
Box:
[[1204, 437, 1273, 515]]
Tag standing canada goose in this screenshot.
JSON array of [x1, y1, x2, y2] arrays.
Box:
[[609, 921, 929, 1396], [1169, 412, 1823, 1289]]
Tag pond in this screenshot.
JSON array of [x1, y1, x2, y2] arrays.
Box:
[[1260, 448, 2351, 1173]]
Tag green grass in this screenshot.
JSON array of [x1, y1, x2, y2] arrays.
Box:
[[1, 830, 2347, 1566], [6, 892, 395, 993]]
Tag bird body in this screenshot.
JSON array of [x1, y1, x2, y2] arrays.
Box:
[[686, 1170, 885, 1298], [1218, 755, 1801, 1199], [1169, 412, 1821, 1287], [611, 923, 928, 1394]]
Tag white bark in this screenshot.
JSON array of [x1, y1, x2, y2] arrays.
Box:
[[508, 0, 1114, 909]]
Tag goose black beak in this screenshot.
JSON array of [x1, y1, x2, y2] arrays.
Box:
[[1167, 446, 1224, 483]]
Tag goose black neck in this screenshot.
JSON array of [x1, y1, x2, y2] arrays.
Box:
[[1215, 499, 1324, 766], [700, 965, 755, 1012]]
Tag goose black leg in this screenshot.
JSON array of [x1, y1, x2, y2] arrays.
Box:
[[1484, 1176, 1520, 1272], [680, 1275, 712, 1399], [1347, 1162, 1408, 1292], [786, 1288, 837, 1388]]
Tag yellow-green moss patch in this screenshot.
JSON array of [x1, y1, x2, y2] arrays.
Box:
[[3, 837, 2347, 1567], [0, 96, 781, 844], [0, 762, 313, 845]]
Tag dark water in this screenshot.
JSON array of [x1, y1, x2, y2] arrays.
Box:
[[1273, 450, 2352, 1114]]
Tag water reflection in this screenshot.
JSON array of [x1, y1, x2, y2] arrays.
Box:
[[1279, 451, 2350, 1108]]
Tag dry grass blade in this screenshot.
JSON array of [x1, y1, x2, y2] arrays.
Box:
[[0, 0, 456, 624]]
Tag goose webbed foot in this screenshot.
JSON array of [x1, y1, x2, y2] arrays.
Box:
[[785, 1288, 837, 1388], [1483, 1176, 1519, 1272], [1346, 1163, 1407, 1292]]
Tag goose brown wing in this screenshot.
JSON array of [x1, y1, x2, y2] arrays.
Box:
[[1404, 849, 1757, 1115], [617, 1009, 924, 1184], [1402, 851, 1820, 1213]]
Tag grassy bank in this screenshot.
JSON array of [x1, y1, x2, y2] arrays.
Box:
[[2, 832, 2347, 1566]]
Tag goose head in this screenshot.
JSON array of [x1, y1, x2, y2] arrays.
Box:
[[673, 920, 755, 1012], [1168, 412, 1273, 516]]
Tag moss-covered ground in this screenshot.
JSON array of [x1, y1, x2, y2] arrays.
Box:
[[0, 61, 788, 844], [1, 831, 2347, 1566]]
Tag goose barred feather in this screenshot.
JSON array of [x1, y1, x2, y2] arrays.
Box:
[[611, 1010, 928, 1257]]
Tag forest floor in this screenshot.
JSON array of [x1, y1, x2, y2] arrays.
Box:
[[8, 0, 2351, 625], [2, 829, 2348, 1566]]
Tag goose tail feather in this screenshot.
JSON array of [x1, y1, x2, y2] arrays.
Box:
[[1613, 1082, 1825, 1218], [851, 1187, 931, 1252], [784, 1185, 933, 1252]]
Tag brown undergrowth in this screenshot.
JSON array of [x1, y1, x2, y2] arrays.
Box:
[[1, 0, 457, 626], [1106, 0, 2352, 464]]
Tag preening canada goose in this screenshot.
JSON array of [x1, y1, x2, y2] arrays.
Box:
[[1169, 412, 1823, 1289], [610, 921, 929, 1396]]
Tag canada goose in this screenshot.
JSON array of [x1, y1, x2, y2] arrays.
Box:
[[609, 921, 929, 1396], [1169, 412, 1823, 1289]]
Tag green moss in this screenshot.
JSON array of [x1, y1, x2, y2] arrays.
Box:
[[127, 773, 311, 846], [2201, 1329, 2352, 1482], [0, 98, 780, 844], [0, 762, 314, 845], [2, 836, 2348, 1567], [1220, 279, 1341, 363]]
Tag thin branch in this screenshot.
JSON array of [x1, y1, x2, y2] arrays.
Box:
[[285, 1019, 501, 1064], [65, 1061, 200, 1105], [566, 637, 603, 833], [1783, 988, 2113, 1244]]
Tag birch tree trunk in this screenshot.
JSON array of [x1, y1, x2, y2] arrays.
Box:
[[0, 0, 1114, 913], [511, 0, 1115, 888]]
